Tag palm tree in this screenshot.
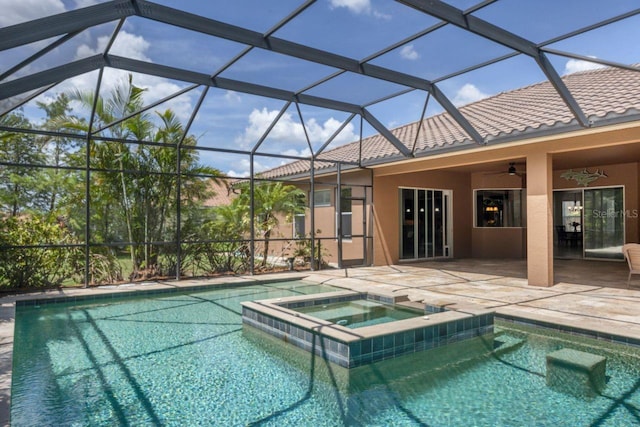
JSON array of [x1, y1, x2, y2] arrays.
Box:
[[62, 74, 147, 273], [62, 75, 221, 277], [237, 181, 306, 267]]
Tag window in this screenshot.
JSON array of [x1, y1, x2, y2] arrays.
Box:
[[293, 214, 305, 237], [340, 187, 352, 238], [475, 190, 524, 227], [313, 189, 331, 206]]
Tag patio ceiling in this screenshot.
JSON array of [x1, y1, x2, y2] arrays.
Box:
[[1, 0, 639, 176]]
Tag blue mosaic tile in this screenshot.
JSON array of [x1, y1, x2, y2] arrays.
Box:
[[350, 342, 361, 357], [395, 332, 404, 347], [404, 330, 415, 345], [438, 324, 448, 338], [361, 339, 372, 355], [372, 336, 384, 353], [425, 326, 434, 341], [383, 335, 394, 350]]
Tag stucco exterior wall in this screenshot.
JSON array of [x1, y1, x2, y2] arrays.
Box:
[[372, 169, 472, 265], [368, 123, 640, 267]]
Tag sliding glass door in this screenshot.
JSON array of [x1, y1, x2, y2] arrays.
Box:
[[554, 187, 624, 260], [400, 188, 452, 260], [583, 187, 624, 260]]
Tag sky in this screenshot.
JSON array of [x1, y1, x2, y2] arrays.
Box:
[[1, 0, 639, 177]]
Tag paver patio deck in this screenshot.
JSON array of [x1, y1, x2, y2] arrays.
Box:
[[1, 259, 639, 425]]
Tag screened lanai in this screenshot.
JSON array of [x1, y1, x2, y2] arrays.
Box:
[[1, 0, 640, 288]]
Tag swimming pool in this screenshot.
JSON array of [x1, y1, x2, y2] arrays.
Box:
[[11, 280, 640, 426]]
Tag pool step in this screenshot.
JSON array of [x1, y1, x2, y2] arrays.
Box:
[[546, 348, 607, 398]]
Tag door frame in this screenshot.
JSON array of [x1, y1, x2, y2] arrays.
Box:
[[553, 185, 625, 260], [398, 187, 453, 261]]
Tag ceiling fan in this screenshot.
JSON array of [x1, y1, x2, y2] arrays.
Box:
[[483, 162, 526, 182], [506, 162, 525, 177], [484, 162, 525, 177]]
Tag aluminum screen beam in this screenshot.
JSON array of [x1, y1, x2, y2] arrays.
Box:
[[535, 51, 590, 127], [137, 1, 431, 91], [541, 48, 640, 73], [397, 0, 537, 56], [397, 0, 590, 127], [0, 1, 135, 51], [429, 83, 485, 144], [0, 0, 482, 153], [361, 108, 413, 157], [0, 55, 362, 116], [0, 55, 105, 99], [135, 1, 482, 144], [109, 56, 364, 114]]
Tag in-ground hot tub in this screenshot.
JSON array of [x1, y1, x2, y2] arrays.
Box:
[[241, 289, 494, 368], [291, 298, 424, 328]]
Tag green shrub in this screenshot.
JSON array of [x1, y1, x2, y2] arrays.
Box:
[[0, 216, 79, 289]]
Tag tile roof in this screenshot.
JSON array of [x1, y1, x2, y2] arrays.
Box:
[[260, 66, 640, 179], [202, 179, 236, 207]]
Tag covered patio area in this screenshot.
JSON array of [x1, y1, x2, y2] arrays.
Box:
[[389, 258, 633, 289]]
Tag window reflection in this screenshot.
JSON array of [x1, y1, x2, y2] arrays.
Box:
[[476, 190, 525, 227]]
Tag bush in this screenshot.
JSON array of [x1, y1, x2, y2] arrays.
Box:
[[0, 216, 79, 289]]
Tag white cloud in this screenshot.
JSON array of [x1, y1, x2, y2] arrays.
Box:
[[236, 108, 357, 150], [373, 10, 391, 20], [0, 0, 65, 27], [75, 30, 151, 61], [73, 0, 101, 8], [400, 44, 419, 61], [307, 117, 356, 145], [328, 0, 389, 19], [452, 83, 490, 106], [564, 58, 605, 75], [329, 0, 371, 14], [46, 31, 195, 122], [224, 91, 242, 103], [226, 158, 269, 178]]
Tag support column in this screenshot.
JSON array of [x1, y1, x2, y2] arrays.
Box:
[[526, 152, 554, 286]]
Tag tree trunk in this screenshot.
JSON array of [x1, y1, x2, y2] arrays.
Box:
[[118, 158, 136, 276], [261, 223, 271, 267]]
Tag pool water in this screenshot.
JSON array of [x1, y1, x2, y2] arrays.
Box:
[[11, 281, 640, 426], [292, 299, 423, 328]]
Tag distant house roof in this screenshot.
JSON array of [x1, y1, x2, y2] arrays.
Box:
[[202, 179, 236, 208], [260, 66, 640, 179]]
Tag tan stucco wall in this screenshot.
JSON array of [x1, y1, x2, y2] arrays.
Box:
[[271, 122, 640, 272], [268, 169, 374, 266], [372, 169, 472, 265], [370, 122, 640, 267]]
